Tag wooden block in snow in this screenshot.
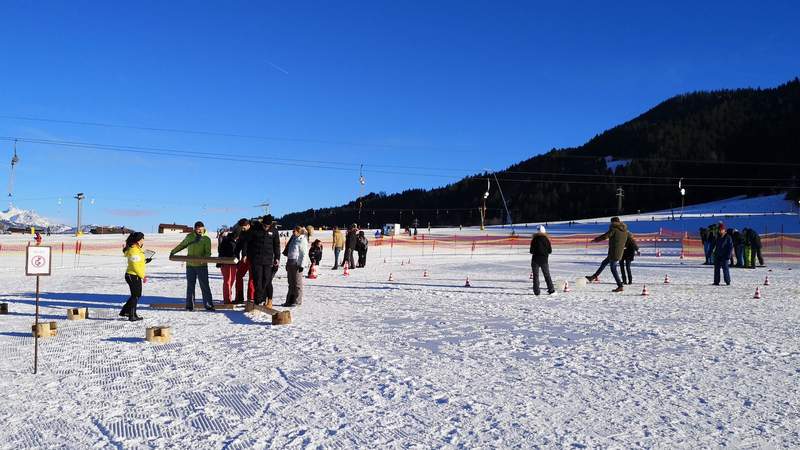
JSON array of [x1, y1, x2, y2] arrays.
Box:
[[146, 326, 172, 344], [32, 321, 57, 338], [66, 307, 88, 320]]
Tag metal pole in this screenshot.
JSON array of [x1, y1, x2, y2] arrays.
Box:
[[74, 193, 85, 236], [34, 275, 39, 374]]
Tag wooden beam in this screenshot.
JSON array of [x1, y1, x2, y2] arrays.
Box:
[[168, 255, 237, 265], [148, 303, 240, 310]]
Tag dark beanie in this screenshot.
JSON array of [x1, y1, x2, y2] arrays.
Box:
[[194, 221, 205, 228]]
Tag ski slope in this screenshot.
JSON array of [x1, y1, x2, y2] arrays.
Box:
[[490, 193, 800, 235], [0, 231, 798, 448]]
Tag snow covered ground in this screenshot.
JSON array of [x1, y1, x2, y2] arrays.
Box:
[[1, 232, 799, 448]]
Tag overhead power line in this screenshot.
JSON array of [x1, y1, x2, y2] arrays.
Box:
[[1, 136, 798, 190], [0, 113, 450, 151]]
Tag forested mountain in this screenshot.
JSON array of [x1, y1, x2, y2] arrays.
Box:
[[281, 78, 800, 228]]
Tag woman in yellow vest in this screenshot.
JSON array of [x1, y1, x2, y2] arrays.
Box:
[[121, 232, 147, 321]]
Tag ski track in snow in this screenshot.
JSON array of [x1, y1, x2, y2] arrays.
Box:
[[0, 234, 799, 448]]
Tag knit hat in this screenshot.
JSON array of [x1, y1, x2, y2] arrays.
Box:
[[536, 225, 546, 234], [194, 221, 205, 228], [718, 222, 726, 232]]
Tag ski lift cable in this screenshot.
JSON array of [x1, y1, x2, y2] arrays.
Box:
[[0, 136, 796, 182]]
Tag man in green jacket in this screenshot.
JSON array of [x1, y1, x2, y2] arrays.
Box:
[[171, 221, 214, 311], [585, 217, 628, 292]]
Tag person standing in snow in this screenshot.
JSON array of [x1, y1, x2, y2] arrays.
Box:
[[749, 228, 764, 267], [217, 228, 238, 304], [529, 225, 555, 295], [121, 232, 147, 321], [732, 228, 745, 268], [244, 216, 281, 308], [355, 230, 369, 268], [585, 217, 627, 292], [170, 221, 214, 311], [343, 223, 357, 269], [620, 231, 640, 285], [700, 227, 711, 265], [331, 226, 344, 270], [712, 223, 733, 285], [282, 226, 308, 307], [233, 218, 255, 303]]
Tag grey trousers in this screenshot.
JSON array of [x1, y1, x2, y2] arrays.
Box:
[[286, 259, 304, 305]]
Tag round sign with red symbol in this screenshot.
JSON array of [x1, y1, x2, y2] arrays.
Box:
[[31, 255, 46, 268]]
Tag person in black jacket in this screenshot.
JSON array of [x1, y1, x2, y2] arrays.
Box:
[[529, 225, 555, 295], [343, 223, 358, 269], [217, 228, 239, 304], [355, 230, 369, 268], [749, 228, 764, 267], [732, 229, 745, 268], [309, 239, 323, 266], [244, 215, 281, 307], [620, 231, 639, 285], [713, 223, 733, 285], [233, 218, 254, 303]]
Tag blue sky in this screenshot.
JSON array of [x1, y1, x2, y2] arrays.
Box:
[[0, 1, 798, 231]]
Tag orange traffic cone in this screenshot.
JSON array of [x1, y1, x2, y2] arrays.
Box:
[[753, 286, 761, 299], [388, 272, 394, 281], [664, 274, 670, 284], [343, 261, 350, 276], [764, 275, 770, 286], [563, 281, 570, 292], [464, 276, 471, 287], [307, 264, 318, 279], [641, 285, 649, 296], [423, 270, 429, 278]]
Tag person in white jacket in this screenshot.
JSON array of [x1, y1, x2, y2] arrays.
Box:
[[282, 225, 308, 306]]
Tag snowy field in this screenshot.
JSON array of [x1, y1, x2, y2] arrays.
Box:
[[1, 232, 799, 448]]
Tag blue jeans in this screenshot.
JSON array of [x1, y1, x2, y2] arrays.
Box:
[[609, 260, 623, 287], [591, 257, 610, 278], [714, 260, 730, 285], [332, 248, 341, 268], [186, 265, 213, 307], [592, 257, 623, 287], [703, 242, 712, 263]]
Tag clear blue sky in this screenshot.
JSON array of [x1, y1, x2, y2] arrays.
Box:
[[1, 1, 798, 231]]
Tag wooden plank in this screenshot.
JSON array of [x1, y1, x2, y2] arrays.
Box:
[[251, 303, 280, 315], [168, 255, 237, 265], [148, 302, 240, 310]]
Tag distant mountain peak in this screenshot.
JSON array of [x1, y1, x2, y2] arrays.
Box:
[[0, 206, 64, 229]]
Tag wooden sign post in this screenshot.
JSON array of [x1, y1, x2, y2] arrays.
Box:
[[26, 245, 52, 374]]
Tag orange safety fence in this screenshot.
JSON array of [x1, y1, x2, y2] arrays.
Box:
[[370, 231, 800, 260]]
